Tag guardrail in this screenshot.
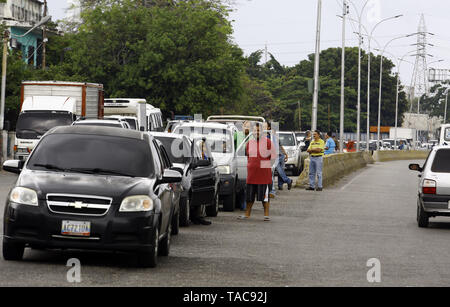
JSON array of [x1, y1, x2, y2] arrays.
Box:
[[295, 150, 430, 189], [372, 150, 430, 162], [296, 152, 374, 188]]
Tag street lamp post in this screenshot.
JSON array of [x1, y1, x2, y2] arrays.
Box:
[[347, 0, 371, 152], [376, 34, 416, 150], [376, 49, 415, 149], [311, 0, 322, 132], [339, 0, 348, 153], [364, 15, 403, 151]]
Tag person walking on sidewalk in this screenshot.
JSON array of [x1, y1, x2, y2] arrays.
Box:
[[239, 124, 276, 221], [306, 130, 325, 192]]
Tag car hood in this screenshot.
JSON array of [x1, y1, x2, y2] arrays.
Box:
[[17, 169, 154, 203], [211, 153, 233, 166]]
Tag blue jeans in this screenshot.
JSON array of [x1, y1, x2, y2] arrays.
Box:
[[277, 154, 292, 188], [309, 156, 323, 189]]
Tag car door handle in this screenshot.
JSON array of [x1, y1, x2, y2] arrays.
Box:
[[418, 174, 422, 178]]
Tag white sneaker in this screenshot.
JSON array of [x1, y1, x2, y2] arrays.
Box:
[[264, 216, 271, 222], [238, 216, 249, 220]]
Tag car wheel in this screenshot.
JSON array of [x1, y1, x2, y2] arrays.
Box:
[[206, 193, 219, 217], [417, 200, 429, 228], [2, 241, 25, 261], [223, 190, 235, 212], [159, 223, 171, 257], [171, 210, 180, 235], [179, 196, 190, 227], [137, 227, 159, 268]]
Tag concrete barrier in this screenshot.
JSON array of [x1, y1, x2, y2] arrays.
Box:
[[296, 150, 430, 189], [296, 152, 374, 188], [372, 150, 430, 162]]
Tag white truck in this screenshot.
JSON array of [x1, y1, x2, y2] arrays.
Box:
[[389, 127, 416, 149], [104, 98, 164, 132], [14, 81, 104, 160]]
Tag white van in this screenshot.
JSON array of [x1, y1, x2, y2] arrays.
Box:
[[104, 98, 163, 131]]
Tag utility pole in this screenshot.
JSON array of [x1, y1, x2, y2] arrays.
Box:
[[42, 0, 48, 69], [340, 0, 348, 153], [0, 30, 8, 132], [311, 0, 322, 132], [445, 89, 448, 124]]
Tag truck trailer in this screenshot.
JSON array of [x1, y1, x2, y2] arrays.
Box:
[[15, 81, 104, 160]]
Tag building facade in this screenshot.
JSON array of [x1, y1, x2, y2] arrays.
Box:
[[0, 0, 44, 67]]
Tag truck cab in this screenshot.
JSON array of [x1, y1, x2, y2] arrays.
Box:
[[15, 96, 77, 160]]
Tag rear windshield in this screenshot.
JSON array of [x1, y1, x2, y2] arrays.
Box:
[[431, 149, 450, 173], [27, 134, 154, 177], [156, 137, 190, 164]]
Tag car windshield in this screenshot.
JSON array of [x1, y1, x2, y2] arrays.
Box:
[[278, 134, 296, 147], [16, 111, 73, 140], [124, 118, 137, 130], [431, 149, 450, 173], [175, 126, 233, 153], [74, 122, 123, 128], [27, 134, 154, 177], [156, 137, 190, 164]]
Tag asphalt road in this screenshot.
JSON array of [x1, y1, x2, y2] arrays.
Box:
[[2, 160, 450, 287]]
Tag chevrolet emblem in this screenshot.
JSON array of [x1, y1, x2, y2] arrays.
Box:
[[71, 201, 86, 209]]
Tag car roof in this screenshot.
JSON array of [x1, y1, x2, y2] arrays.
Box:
[[148, 131, 187, 140], [76, 119, 122, 124], [47, 125, 151, 141], [175, 122, 232, 130]]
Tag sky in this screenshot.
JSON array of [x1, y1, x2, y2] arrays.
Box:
[[46, 0, 450, 86]]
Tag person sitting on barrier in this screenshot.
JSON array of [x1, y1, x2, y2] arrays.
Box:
[[324, 132, 336, 155]]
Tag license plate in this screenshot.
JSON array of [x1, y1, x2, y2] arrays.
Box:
[[61, 221, 91, 237]]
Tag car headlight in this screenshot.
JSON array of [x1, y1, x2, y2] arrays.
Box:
[[217, 165, 231, 175], [10, 187, 38, 206], [119, 195, 154, 212]]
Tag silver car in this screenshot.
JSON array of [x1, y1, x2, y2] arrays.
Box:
[[409, 146, 450, 227]]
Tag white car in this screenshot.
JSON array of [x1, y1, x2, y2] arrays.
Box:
[[277, 131, 302, 176], [72, 119, 131, 129], [173, 122, 241, 212]]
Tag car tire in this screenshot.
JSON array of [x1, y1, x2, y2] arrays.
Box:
[[206, 193, 219, 217], [223, 191, 235, 212], [137, 227, 159, 268], [2, 241, 25, 261], [171, 210, 180, 235], [158, 224, 171, 257], [417, 201, 429, 228], [179, 196, 190, 227]]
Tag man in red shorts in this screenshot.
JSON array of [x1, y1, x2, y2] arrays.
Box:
[[239, 123, 276, 221]]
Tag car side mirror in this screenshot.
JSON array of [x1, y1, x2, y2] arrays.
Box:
[[409, 164, 422, 172], [3, 160, 24, 174], [160, 169, 182, 184], [170, 166, 184, 176], [193, 159, 211, 169]]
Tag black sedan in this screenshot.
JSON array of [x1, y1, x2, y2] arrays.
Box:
[[2, 126, 181, 268], [150, 132, 220, 226]]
